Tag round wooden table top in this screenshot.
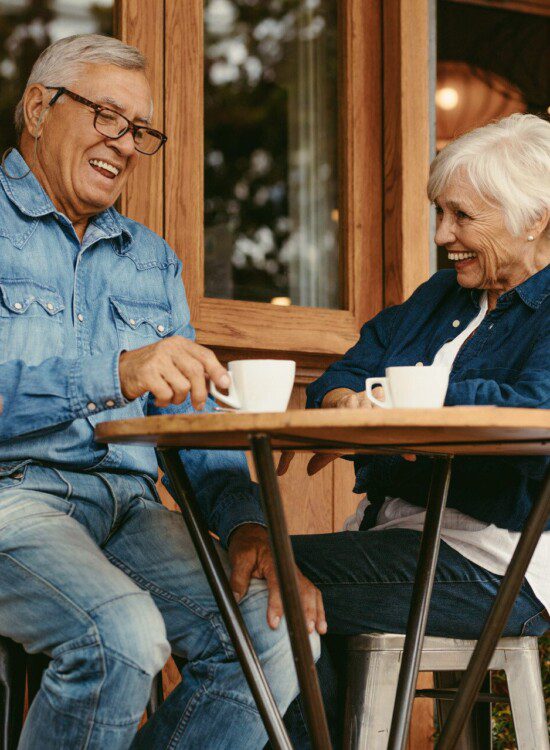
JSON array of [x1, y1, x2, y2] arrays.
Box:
[[94, 406, 550, 456]]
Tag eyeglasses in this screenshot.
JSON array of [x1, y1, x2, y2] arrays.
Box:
[[45, 86, 167, 155]]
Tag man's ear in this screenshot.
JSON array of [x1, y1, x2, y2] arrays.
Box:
[[23, 84, 50, 138]]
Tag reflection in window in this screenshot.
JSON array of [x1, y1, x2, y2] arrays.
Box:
[[204, 0, 340, 309], [0, 0, 113, 154]]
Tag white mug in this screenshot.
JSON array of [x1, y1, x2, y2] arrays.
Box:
[[210, 359, 296, 412], [365, 365, 449, 409]]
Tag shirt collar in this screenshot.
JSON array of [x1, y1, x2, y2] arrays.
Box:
[[0, 148, 132, 250], [468, 265, 550, 310]]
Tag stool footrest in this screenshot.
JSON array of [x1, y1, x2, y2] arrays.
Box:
[[415, 688, 507, 704]]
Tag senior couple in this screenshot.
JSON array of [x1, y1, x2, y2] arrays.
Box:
[[0, 34, 548, 750]]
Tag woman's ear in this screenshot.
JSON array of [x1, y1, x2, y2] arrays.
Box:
[[22, 84, 50, 138], [527, 208, 550, 241]]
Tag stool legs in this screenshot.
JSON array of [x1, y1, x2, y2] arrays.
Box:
[[0, 638, 26, 750], [434, 672, 491, 750], [343, 642, 401, 749], [503, 644, 549, 750]]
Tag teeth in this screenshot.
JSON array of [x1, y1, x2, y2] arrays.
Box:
[[89, 159, 120, 176], [448, 252, 476, 261]]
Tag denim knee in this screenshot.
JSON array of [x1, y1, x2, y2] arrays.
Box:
[[91, 591, 170, 677]]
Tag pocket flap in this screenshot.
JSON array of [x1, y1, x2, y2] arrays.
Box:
[[0, 279, 65, 315], [110, 296, 173, 337]]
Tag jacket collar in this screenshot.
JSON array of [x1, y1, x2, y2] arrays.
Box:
[[468, 265, 550, 311], [0, 148, 132, 250]]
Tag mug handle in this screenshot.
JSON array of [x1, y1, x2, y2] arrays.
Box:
[[365, 377, 390, 408], [210, 373, 242, 410]]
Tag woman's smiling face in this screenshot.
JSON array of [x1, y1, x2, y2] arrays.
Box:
[[434, 171, 533, 294]]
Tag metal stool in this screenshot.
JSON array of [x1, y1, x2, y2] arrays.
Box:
[[343, 632, 548, 750], [0, 637, 164, 750]]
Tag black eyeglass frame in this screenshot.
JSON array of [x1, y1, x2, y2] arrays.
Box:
[[45, 86, 167, 155]]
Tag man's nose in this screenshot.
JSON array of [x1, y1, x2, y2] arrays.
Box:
[[107, 130, 137, 157], [434, 214, 456, 246]]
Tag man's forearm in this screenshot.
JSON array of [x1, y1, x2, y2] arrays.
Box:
[[0, 351, 126, 442]]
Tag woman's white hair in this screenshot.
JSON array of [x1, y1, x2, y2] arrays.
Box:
[[15, 34, 147, 137], [428, 113, 550, 238]]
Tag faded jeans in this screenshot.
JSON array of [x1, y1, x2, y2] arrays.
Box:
[[282, 528, 548, 748], [0, 465, 311, 750]]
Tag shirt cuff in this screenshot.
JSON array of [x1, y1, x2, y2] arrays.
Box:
[[211, 484, 267, 549], [72, 349, 127, 419]]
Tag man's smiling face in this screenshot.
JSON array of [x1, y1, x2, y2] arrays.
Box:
[[28, 63, 153, 221]]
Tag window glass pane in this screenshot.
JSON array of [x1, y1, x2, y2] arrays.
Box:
[[204, 0, 340, 308], [435, 0, 548, 271], [0, 0, 113, 155]]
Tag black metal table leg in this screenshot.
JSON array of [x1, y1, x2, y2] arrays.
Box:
[[158, 449, 292, 750], [438, 466, 550, 750], [388, 456, 453, 750], [249, 435, 332, 750]]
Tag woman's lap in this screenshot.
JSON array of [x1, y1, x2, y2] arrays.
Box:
[[291, 528, 547, 638]]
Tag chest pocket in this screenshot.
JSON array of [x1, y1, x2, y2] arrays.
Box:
[[110, 296, 174, 351], [0, 279, 65, 365]]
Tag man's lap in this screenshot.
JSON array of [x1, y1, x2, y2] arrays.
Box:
[[291, 528, 547, 638], [0, 466, 282, 662]]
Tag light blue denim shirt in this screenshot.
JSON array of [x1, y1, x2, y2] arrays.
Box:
[[0, 149, 265, 547]]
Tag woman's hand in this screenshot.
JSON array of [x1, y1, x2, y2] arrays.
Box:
[[277, 387, 384, 476], [277, 385, 415, 475]]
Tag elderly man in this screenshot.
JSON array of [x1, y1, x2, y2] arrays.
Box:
[[0, 34, 323, 750]]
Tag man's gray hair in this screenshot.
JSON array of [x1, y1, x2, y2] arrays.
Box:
[[15, 34, 147, 137], [428, 113, 550, 238]]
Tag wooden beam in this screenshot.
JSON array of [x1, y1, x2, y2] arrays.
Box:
[[116, 0, 164, 235], [383, 0, 432, 306]]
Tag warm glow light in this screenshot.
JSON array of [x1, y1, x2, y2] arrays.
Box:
[[436, 87, 459, 111], [271, 297, 292, 306], [331, 209, 339, 222], [547, 105, 550, 115]]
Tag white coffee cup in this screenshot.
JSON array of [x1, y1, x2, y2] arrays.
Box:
[[210, 359, 296, 412], [365, 365, 449, 409]]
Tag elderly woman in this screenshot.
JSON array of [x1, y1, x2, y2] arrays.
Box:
[[278, 113, 549, 745]]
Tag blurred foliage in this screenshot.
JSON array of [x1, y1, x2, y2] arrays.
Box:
[[204, 0, 338, 302], [0, 0, 54, 153], [0, 0, 112, 154]]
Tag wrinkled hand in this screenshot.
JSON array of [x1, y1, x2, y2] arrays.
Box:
[[118, 337, 229, 410], [278, 386, 415, 476], [228, 524, 327, 634]]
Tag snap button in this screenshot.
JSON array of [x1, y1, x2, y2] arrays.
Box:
[[157, 324, 165, 333], [452, 319, 460, 328], [415, 362, 423, 367], [87, 402, 97, 412], [46, 302, 54, 311], [77, 313, 84, 322], [129, 318, 136, 326], [14, 302, 22, 310], [105, 400, 115, 408]]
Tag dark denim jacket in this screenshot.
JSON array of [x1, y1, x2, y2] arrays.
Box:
[[307, 268, 550, 532]]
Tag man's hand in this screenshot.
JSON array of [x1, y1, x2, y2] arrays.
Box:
[[228, 523, 327, 635], [118, 337, 230, 410]]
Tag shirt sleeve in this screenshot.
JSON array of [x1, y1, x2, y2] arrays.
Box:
[[306, 303, 402, 408], [0, 350, 126, 442], [152, 247, 266, 548]]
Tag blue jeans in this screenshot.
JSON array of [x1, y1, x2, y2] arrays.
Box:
[[0, 465, 310, 750], [283, 528, 548, 749]]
